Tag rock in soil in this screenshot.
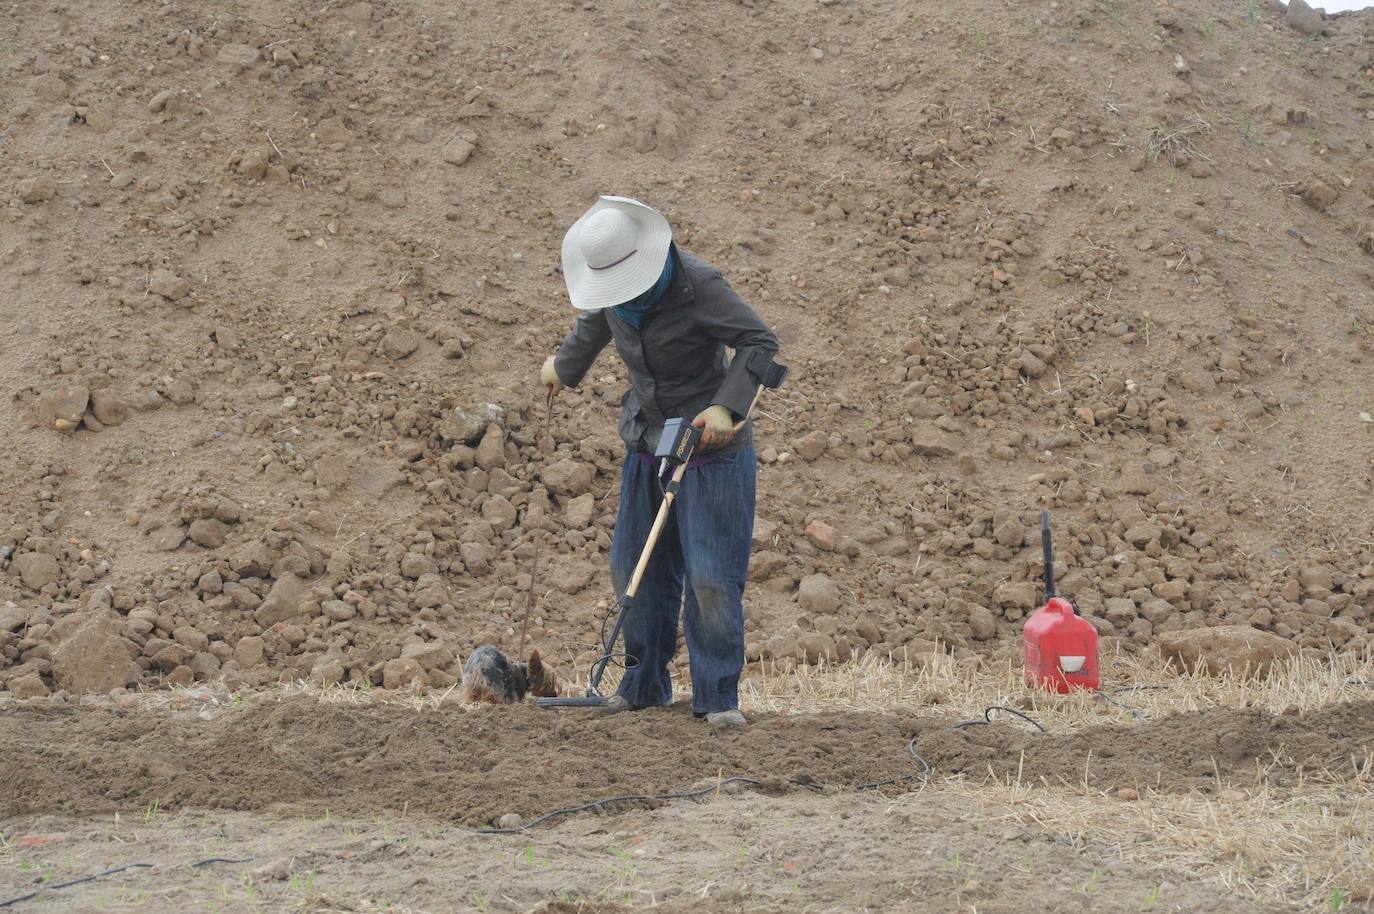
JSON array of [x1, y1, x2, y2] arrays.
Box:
[[12, 552, 61, 590], [37, 386, 89, 431], [49, 612, 139, 694], [255, 573, 311, 626], [1157, 625, 1297, 679]]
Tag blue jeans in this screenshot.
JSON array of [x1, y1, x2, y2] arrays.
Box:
[[610, 444, 756, 714]]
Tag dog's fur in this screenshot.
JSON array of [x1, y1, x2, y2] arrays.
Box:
[[461, 644, 559, 704]]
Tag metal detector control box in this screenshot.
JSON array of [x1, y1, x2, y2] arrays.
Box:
[[654, 417, 702, 466]]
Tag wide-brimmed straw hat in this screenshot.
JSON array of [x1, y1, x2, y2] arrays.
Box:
[[561, 195, 673, 310]]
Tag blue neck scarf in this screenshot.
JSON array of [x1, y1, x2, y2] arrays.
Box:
[[612, 248, 675, 328]]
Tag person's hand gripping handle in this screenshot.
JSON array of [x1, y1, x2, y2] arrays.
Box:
[[541, 355, 562, 398]]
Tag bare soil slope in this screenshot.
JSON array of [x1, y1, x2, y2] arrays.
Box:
[[3, 0, 1374, 694]]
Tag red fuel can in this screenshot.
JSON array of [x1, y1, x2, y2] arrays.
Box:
[[1023, 597, 1099, 693]]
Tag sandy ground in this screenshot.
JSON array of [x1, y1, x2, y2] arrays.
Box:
[[1, 790, 1288, 914]]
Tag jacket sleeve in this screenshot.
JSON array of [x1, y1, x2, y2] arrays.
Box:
[[553, 309, 612, 388], [695, 270, 781, 420]]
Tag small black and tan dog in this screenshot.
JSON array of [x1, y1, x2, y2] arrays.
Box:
[[461, 644, 559, 704]]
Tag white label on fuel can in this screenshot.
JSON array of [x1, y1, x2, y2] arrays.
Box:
[[1059, 655, 1086, 673]]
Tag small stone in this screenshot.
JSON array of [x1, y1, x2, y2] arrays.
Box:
[[474, 425, 506, 470], [50, 612, 138, 694], [382, 657, 427, 690], [400, 552, 437, 579], [254, 573, 310, 626], [310, 656, 346, 685], [13, 552, 61, 589], [190, 651, 221, 680], [0, 603, 29, 632], [88, 389, 129, 427], [482, 495, 518, 530], [218, 43, 261, 70], [992, 512, 1024, 548], [9, 673, 50, 699], [1303, 180, 1339, 211], [18, 175, 57, 204], [148, 269, 191, 301], [1117, 787, 1139, 801], [438, 403, 505, 445], [797, 574, 840, 614], [173, 626, 210, 653], [322, 599, 356, 622], [968, 604, 998, 641], [382, 328, 422, 360], [152, 525, 187, 552], [38, 386, 90, 431], [188, 518, 230, 549], [166, 379, 195, 405], [994, 581, 1039, 611], [401, 641, 457, 671], [411, 573, 450, 608], [234, 635, 265, 669], [496, 813, 522, 829], [442, 135, 476, 166], [1285, 0, 1323, 35], [1157, 626, 1296, 679], [804, 519, 836, 551], [796, 631, 836, 664], [1018, 348, 1047, 378], [148, 89, 176, 112], [795, 430, 828, 461], [563, 493, 596, 529], [542, 459, 595, 496], [197, 570, 223, 594]]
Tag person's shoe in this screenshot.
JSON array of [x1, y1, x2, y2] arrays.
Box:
[[706, 709, 747, 729]]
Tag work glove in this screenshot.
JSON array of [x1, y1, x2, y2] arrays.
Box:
[[541, 355, 562, 395], [693, 404, 736, 451]]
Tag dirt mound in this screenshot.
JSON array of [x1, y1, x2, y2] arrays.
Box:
[[0, 700, 922, 825], [3, 0, 1374, 697], [3, 698, 1368, 826], [916, 699, 1374, 790]]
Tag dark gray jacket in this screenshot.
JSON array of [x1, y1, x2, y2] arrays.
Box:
[[553, 247, 780, 456]]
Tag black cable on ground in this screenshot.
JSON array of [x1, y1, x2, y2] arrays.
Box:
[[0, 856, 258, 909], [953, 705, 1047, 732], [0, 863, 154, 908], [474, 776, 772, 834], [188, 856, 256, 868]]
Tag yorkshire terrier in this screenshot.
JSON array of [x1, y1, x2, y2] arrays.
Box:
[[461, 644, 559, 704]]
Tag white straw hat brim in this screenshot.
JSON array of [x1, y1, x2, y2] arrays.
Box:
[[561, 195, 673, 311]]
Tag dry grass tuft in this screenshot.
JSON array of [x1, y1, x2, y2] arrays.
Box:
[[741, 643, 1374, 726], [933, 776, 1374, 910]]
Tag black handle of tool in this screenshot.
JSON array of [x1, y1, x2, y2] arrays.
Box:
[[1041, 511, 1056, 603]]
